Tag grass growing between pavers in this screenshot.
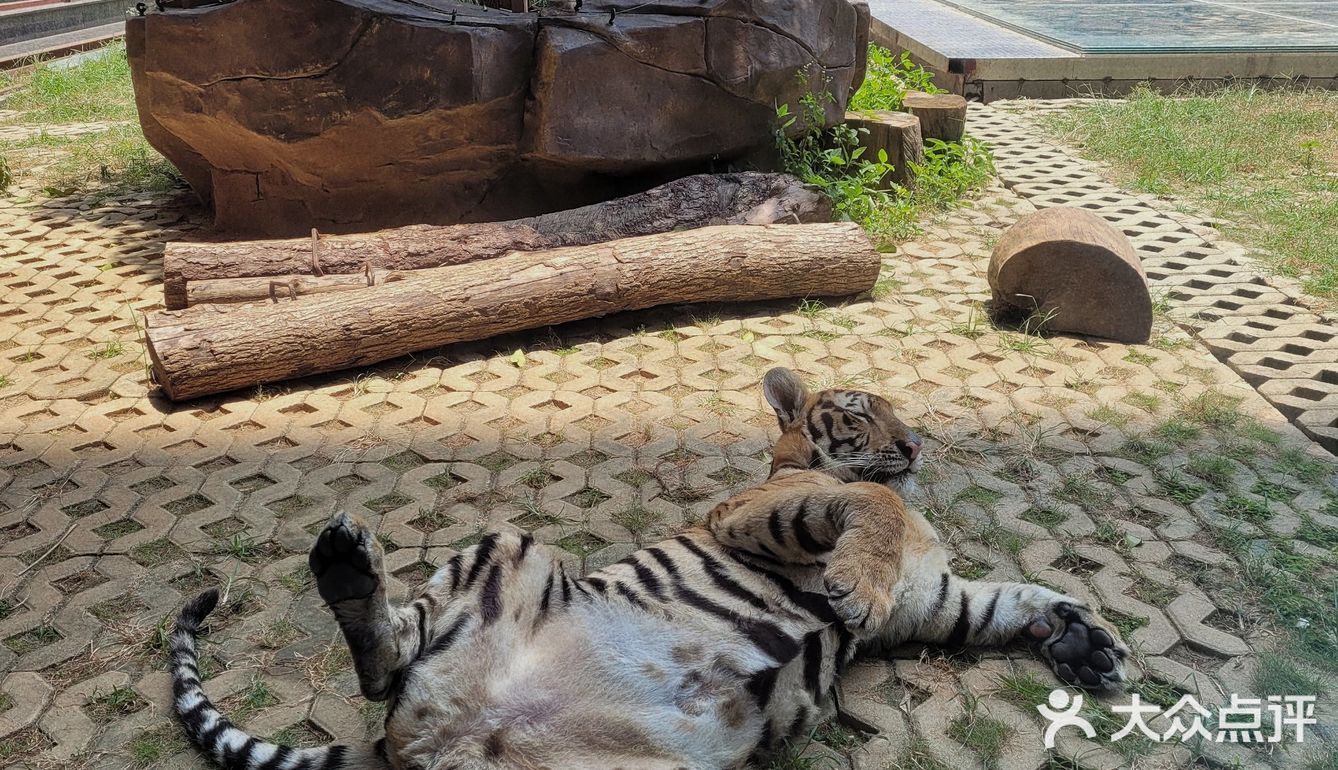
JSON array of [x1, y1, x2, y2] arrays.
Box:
[[0, 41, 180, 199], [1043, 85, 1338, 299]]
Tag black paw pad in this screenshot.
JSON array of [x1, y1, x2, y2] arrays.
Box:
[[1046, 610, 1125, 690], [310, 513, 380, 604]]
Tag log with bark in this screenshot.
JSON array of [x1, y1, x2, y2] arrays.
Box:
[[146, 223, 879, 401], [163, 172, 831, 309]]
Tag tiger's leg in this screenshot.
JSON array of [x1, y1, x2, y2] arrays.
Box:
[[706, 481, 907, 635], [310, 513, 566, 700], [308, 511, 418, 700], [906, 574, 1130, 690]]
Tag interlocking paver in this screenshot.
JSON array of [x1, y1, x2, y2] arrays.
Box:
[[0, 108, 1334, 770]]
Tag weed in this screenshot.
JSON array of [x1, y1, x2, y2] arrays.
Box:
[[811, 719, 865, 752], [1054, 474, 1113, 511], [4, 623, 61, 654], [1021, 507, 1068, 530], [612, 503, 664, 544], [955, 485, 1002, 509], [1120, 435, 1173, 464], [848, 45, 941, 112], [1155, 470, 1206, 505], [1154, 418, 1200, 443], [948, 697, 1012, 768], [995, 330, 1050, 356], [254, 617, 302, 650], [1274, 448, 1333, 484], [1216, 494, 1273, 524], [1296, 516, 1338, 552], [1178, 391, 1243, 430], [1124, 681, 1183, 716], [1185, 454, 1235, 489], [215, 531, 262, 561], [128, 723, 187, 767], [221, 675, 278, 725], [1122, 391, 1161, 412], [1253, 652, 1326, 697], [949, 305, 987, 339], [1130, 571, 1178, 607], [993, 671, 1052, 713], [85, 685, 146, 720], [87, 339, 126, 360], [976, 521, 1027, 556], [1123, 348, 1156, 366]]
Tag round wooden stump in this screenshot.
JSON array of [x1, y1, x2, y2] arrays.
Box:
[[987, 207, 1152, 343], [903, 92, 968, 143], [844, 110, 924, 185]]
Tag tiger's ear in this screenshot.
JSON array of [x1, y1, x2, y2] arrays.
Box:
[[763, 367, 808, 429]]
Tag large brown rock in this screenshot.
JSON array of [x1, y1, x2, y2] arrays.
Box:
[[988, 207, 1153, 344], [128, 0, 866, 235]]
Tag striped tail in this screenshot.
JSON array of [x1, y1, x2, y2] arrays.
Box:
[[171, 589, 387, 770]]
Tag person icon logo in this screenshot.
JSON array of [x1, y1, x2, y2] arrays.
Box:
[[1037, 689, 1096, 749]]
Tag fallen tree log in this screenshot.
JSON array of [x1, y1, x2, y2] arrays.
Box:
[[163, 172, 830, 309], [146, 223, 879, 400]]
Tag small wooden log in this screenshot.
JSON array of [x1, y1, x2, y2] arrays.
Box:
[[988, 207, 1151, 343], [903, 92, 968, 144], [163, 172, 830, 309], [146, 223, 880, 401], [184, 271, 418, 306], [845, 110, 924, 185]]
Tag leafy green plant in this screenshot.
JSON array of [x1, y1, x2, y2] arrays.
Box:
[[849, 46, 942, 112], [775, 91, 895, 224], [774, 80, 994, 248]]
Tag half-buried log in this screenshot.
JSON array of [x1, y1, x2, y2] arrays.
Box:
[[146, 223, 879, 401], [902, 92, 968, 144], [988, 207, 1152, 343], [162, 172, 830, 309]]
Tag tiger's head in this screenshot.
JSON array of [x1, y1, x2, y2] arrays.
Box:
[[762, 367, 924, 492]]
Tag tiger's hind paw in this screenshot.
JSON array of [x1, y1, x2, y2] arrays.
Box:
[[309, 512, 384, 605]]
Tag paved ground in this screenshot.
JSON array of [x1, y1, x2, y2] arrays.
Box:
[[0, 103, 1335, 770]]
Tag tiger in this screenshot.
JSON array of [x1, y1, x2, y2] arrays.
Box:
[[168, 366, 1129, 770]]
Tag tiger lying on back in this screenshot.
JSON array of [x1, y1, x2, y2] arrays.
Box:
[[170, 367, 1129, 770]]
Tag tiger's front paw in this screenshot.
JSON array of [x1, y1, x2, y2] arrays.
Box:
[[823, 555, 896, 636], [1033, 601, 1130, 691], [309, 512, 384, 605]]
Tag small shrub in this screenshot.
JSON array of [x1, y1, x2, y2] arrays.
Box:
[[848, 45, 941, 112]]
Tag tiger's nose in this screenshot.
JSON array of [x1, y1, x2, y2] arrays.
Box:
[[897, 432, 923, 461]]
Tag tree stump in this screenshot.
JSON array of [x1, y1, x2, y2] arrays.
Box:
[[903, 92, 968, 144], [988, 207, 1152, 343], [845, 110, 924, 185], [146, 223, 880, 400]]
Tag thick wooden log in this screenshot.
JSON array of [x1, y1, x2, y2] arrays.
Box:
[[845, 110, 924, 185], [903, 92, 968, 144], [146, 223, 879, 401], [163, 172, 830, 308], [988, 207, 1151, 343]]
